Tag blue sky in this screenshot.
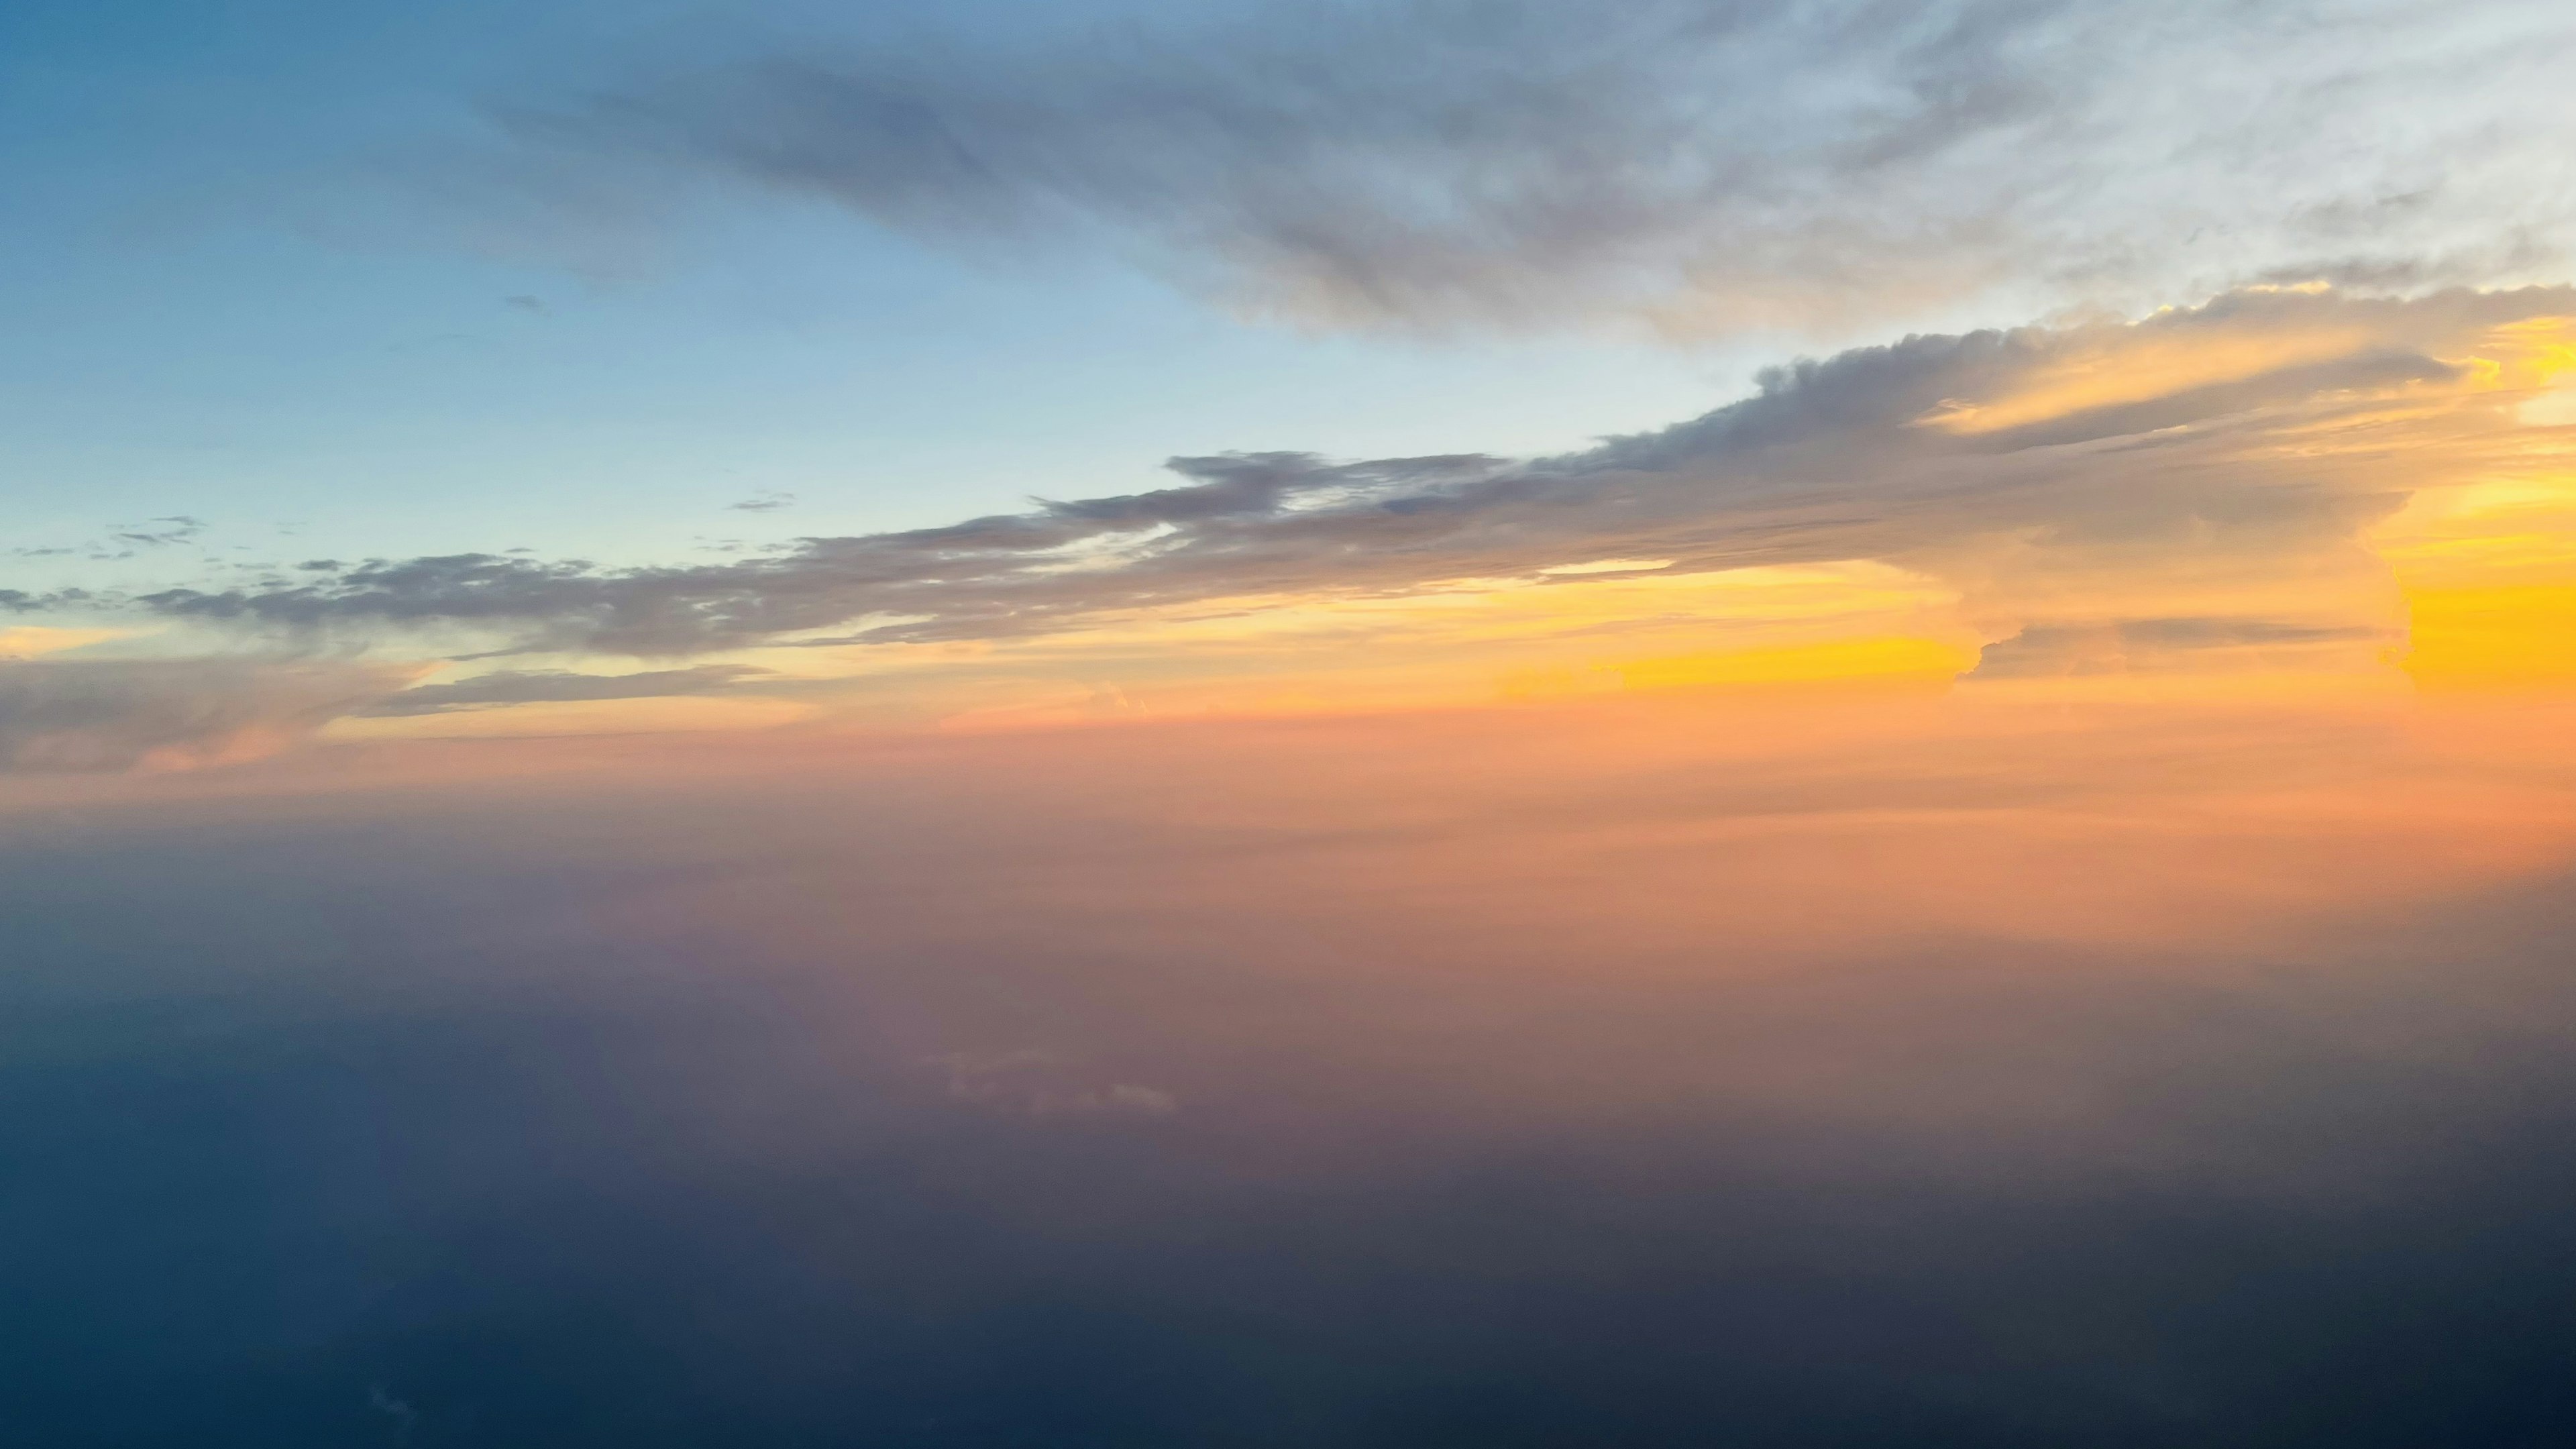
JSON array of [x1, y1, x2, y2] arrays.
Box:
[[0, 0, 1746, 594]]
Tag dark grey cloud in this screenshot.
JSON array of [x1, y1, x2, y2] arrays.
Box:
[[359, 663, 773, 716], [129, 286, 2564, 659], [0, 659, 411, 772], [494, 0, 2576, 335]]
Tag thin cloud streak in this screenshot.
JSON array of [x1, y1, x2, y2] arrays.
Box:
[[357, 663, 774, 716]]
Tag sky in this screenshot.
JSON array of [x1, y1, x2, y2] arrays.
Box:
[[7, 1, 2576, 1444]]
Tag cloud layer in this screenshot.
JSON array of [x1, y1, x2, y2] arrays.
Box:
[[131, 287, 2570, 676], [500, 0, 2576, 335]]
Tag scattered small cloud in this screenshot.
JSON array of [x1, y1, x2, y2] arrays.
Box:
[[112, 517, 207, 549], [727, 490, 796, 513]]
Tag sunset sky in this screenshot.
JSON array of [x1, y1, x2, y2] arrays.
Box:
[[7, 2, 2576, 1445]]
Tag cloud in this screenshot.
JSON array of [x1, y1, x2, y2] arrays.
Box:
[[359, 663, 773, 716], [1967, 619, 2393, 680], [365, 1385, 419, 1443], [126, 286, 2575, 665], [490, 0, 2576, 336], [934, 1051, 1180, 1119], [111, 517, 208, 549], [0, 659, 415, 773]]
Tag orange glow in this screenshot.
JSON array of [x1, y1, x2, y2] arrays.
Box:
[[1919, 314, 2374, 434], [1609, 635, 1973, 691], [0, 627, 127, 658], [2404, 586, 2576, 689]]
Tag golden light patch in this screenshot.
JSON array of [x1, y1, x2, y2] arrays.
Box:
[[1919, 325, 2375, 435], [1613, 636, 1974, 692], [0, 627, 127, 658], [822, 560, 1977, 724], [1020, 560, 1955, 657], [2403, 586, 2576, 690], [2442, 315, 2576, 424], [2367, 370, 2576, 690], [1536, 558, 1676, 576], [325, 695, 821, 741], [2473, 316, 2576, 382]]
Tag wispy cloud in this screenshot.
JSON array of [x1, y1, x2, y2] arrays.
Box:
[[0, 659, 414, 772], [489, 0, 2576, 336], [113, 517, 207, 549]]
